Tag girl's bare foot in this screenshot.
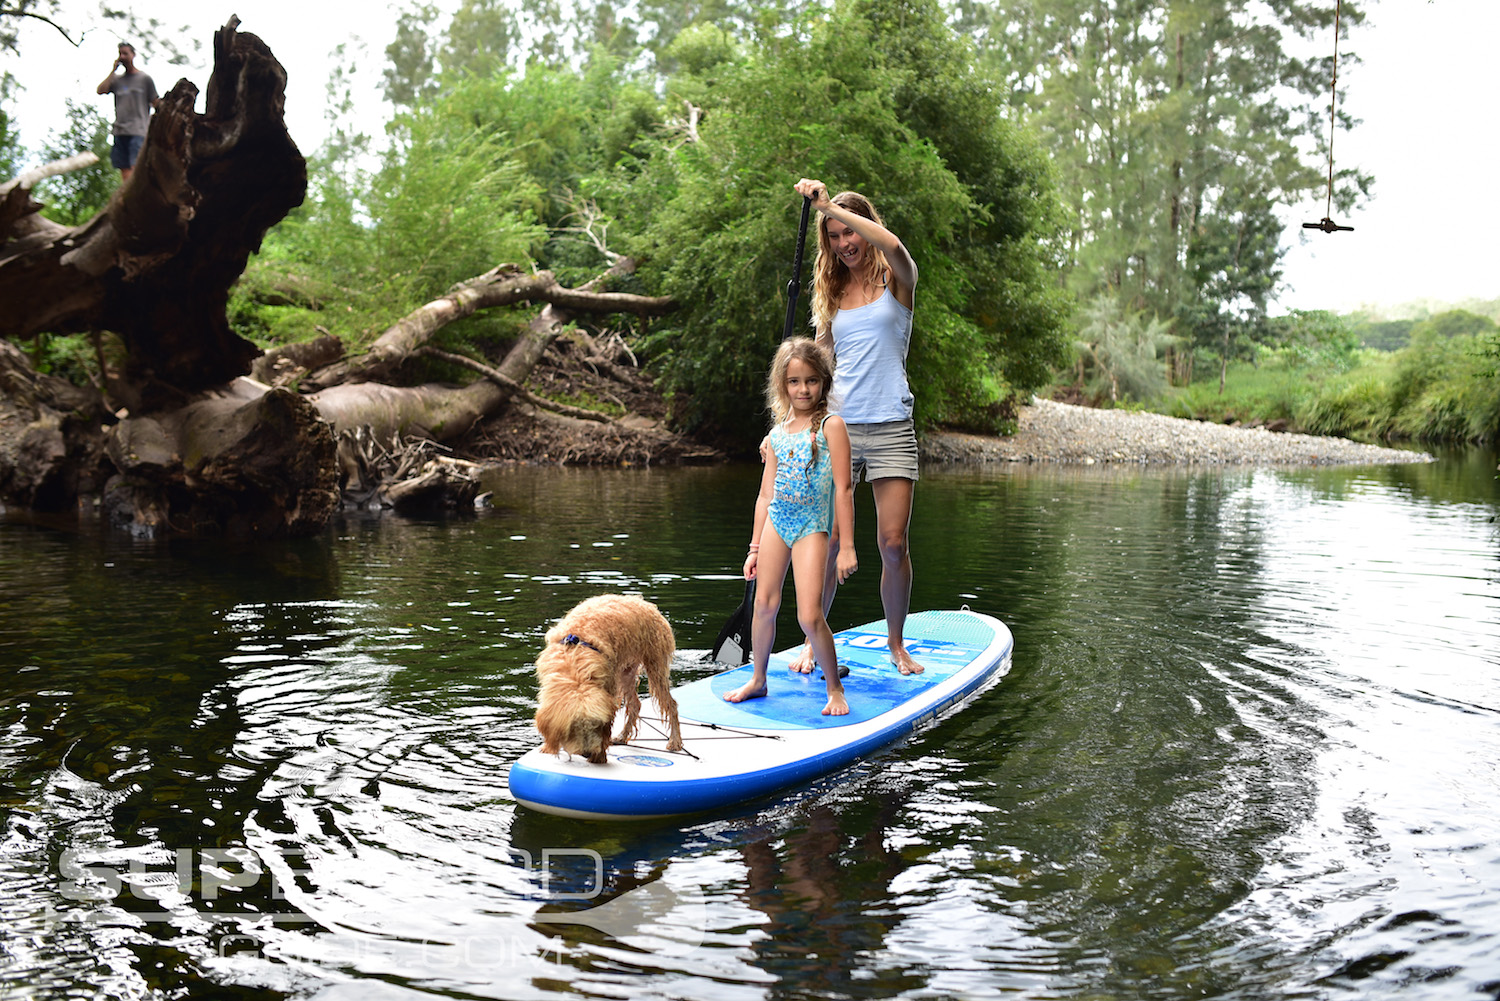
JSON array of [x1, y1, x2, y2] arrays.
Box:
[[787, 644, 816, 674], [822, 691, 850, 716], [724, 679, 768, 703]]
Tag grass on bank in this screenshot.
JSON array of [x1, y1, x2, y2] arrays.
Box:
[[1127, 336, 1500, 445]]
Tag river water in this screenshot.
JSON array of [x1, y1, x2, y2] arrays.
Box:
[[2, 449, 1498, 1000]]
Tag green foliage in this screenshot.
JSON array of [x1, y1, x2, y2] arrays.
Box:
[[1410, 309, 1497, 342], [96, 5, 202, 68], [1294, 357, 1396, 439], [1356, 318, 1415, 352], [1072, 296, 1178, 405], [1380, 311, 1500, 441], [1346, 300, 1500, 354], [1153, 356, 1296, 424], [1, 1, 63, 55], [969, 0, 1370, 343], [1267, 309, 1362, 373], [24, 331, 128, 390], [34, 99, 115, 224], [436, 58, 654, 226], [642, 0, 758, 74], [382, 0, 701, 104], [1146, 308, 1500, 443], [372, 104, 543, 301], [383, 3, 444, 109], [622, 0, 1069, 439], [231, 81, 545, 354], [0, 77, 19, 180]]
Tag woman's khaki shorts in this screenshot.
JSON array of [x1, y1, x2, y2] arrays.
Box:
[[847, 419, 919, 483]]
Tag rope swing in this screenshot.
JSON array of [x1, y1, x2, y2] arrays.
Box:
[[1304, 0, 1354, 233]]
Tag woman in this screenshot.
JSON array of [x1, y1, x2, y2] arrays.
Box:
[[789, 177, 923, 676]]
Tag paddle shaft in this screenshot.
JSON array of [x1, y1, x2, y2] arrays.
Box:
[[711, 197, 812, 665], [782, 196, 812, 341]]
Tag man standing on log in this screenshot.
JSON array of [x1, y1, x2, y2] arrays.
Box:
[[96, 42, 157, 181]]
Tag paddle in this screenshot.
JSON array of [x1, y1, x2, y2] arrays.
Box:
[[782, 195, 813, 343], [708, 577, 756, 667], [708, 195, 813, 666]]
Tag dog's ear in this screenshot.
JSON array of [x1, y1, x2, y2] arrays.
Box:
[[535, 696, 564, 754]]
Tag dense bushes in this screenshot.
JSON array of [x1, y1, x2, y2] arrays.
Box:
[[1134, 309, 1500, 444], [628, 0, 1070, 440]]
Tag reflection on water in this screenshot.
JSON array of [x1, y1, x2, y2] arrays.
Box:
[[2, 453, 1498, 999]]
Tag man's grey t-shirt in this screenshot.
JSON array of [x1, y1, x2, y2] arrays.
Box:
[[108, 71, 157, 137]]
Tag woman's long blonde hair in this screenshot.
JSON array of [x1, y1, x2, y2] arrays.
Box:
[[810, 190, 891, 338], [765, 337, 835, 468]]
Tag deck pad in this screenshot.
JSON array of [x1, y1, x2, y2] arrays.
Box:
[[685, 621, 991, 729]]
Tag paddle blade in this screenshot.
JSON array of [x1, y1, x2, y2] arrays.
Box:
[[709, 578, 756, 665]]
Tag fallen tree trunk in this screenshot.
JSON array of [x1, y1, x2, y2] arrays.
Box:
[[303, 262, 674, 389], [306, 256, 672, 439], [420, 347, 612, 423]]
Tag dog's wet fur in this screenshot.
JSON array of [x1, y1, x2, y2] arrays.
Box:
[[534, 594, 682, 763]]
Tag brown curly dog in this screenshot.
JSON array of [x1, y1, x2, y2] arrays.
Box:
[[534, 594, 683, 763]]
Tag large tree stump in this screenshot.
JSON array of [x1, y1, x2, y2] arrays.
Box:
[[102, 380, 338, 536], [0, 16, 305, 410]]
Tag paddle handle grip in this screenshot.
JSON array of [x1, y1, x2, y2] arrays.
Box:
[[782, 196, 813, 341]]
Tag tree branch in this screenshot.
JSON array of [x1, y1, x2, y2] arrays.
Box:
[[420, 346, 613, 423], [304, 261, 675, 388], [0, 151, 100, 196], [0, 8, 79, 47]]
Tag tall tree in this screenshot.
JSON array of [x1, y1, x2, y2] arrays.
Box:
[[382, 3, 443, 110], [618, 0, 1070, 439], [382, 0, 649, 108], [966, 0, 1371, 348]]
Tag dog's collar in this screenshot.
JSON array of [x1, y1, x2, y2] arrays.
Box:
[[559, 633, 601, 653]]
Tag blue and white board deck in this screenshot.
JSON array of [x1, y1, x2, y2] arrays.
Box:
[[508, 608, 1013, 821]]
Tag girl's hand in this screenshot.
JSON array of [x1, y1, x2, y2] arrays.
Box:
[[794, 178, 831, 211], [744, 551, 759, 581], [836, 548, 858, 585]]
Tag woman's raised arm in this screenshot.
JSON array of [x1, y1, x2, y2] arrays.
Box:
[[793, 178, 917, 296]]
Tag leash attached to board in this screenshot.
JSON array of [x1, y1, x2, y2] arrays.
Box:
[[709, 195, 814, 667]]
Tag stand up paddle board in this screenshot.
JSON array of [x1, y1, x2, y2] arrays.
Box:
[[508, 608, 1013, 820]]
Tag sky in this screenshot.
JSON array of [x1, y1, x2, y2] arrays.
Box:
[[5, 0, 1496, 318], [1273, 0, 1500, 315]]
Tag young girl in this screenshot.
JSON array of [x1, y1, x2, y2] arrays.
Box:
[[724, 338, 857, 716]]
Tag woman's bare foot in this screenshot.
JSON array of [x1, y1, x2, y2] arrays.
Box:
[[787, 643, 816, 674], [822, 691, 850, 716], [724, 679, 768, 703], [892, 645, 925, 675]]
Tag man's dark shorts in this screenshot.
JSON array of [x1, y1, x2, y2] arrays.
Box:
[[110, 134, 145, 170]]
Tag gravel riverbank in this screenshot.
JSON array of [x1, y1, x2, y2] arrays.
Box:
[[921, 398, 1432, 466]]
